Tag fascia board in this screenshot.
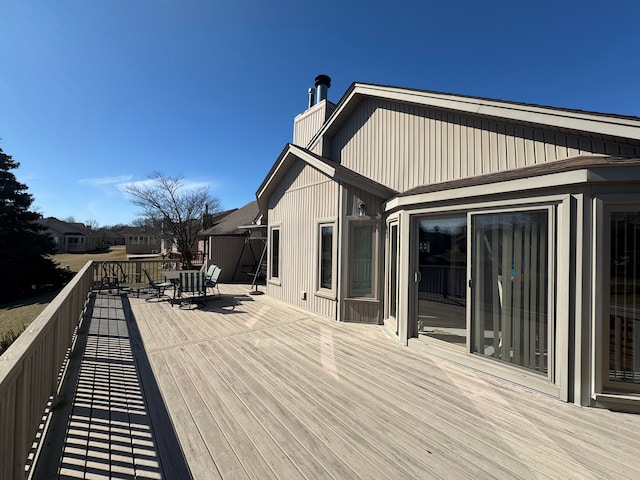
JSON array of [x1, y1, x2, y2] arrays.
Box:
[[333, 170, 397, 199], [289, 145, 337, 178], [256, 144, 337, 214], [361, 85, 640, 140], [386, 170, 591, 211], [314, 84, 640, 146]]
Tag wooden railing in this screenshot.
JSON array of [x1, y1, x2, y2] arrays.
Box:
[[0, 262, 94, 480], [92, 259, 182, 289], [0, 259, 190, 478]]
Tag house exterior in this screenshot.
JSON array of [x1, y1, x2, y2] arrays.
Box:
[[202, 201, 265, 283], [38, 217, 102, 253], [123, 226, 161, 256], [256, 75, 640, 411]]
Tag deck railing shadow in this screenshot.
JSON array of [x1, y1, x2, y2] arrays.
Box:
[[0, 260, 191, 479], [32, 291, 189, 478]]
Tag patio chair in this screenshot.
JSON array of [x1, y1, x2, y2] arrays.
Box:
[[205, 266, 223, 297], [204, 264, 218, 280], [174, 271, 207, 308], [143, 269, 173, 302]]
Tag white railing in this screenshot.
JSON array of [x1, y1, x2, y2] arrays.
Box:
[[0, 261, 94, 480]]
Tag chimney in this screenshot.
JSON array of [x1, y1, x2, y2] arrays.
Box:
[[308, 87, 315, 109], [314, 74, 331, 104]]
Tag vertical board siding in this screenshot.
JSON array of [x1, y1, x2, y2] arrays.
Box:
[[209, 236, 259, 283], [293, 101, 336, 148], [268, 161, 339, 319], [331, 97, 640, 193], [343, 299, 381, 323]]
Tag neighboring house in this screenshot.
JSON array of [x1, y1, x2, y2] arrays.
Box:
[[256, 75, 640, 411], [98, 228, 125, 246], [123, 226, 161, 256], [163, 209, 236, 266], [38, 217, 101, 253], [202, 201, 264, 283]]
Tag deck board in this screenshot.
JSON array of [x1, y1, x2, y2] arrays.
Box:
[[36, 285, 640, 479], [125, 285, 640, 479]]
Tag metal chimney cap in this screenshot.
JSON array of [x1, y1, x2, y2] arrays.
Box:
[[314, 74, 331, 88]]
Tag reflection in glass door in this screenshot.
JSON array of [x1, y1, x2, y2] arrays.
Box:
[[417, 216, 467, 347]]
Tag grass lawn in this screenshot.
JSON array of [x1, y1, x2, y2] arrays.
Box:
[[0, 246, 131, 341]]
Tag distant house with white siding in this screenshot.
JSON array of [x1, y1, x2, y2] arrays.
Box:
[[256, 75, 640, 411], [122, 226, 161, 256]]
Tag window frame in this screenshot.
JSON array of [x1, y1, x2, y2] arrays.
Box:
[[595, 197, 640, 395], [348, 219, 378, 299], [268, 224, 281, 285], [468, 205, 556, 380], [316, 220, 337, 298]]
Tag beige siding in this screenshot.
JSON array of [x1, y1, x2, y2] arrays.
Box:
[[331, 98, 640, 193], [341, 185, 385, 324], [343, 299, 381, 323], [293, 100, 336, 148], [209, 236, 262, 283], [268, 160, 339, 319]]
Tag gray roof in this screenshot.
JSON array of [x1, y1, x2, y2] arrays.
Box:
[[38, 217, 91, 236], [397, 155, 640, 198], [202, 201, 260, 236]]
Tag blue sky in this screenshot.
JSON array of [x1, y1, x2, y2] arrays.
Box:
[[1, 0, 639, 227]]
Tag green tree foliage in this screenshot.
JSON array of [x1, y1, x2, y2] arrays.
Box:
[[0, 147, 72, 300]]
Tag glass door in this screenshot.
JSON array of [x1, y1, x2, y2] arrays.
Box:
[[606, 208, 640, 388], [416, 216, 467, 348], [470, 210, 550, 374], [387, 222, 399, 334]]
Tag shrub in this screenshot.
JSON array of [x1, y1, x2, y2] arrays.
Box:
[[0, 327, 26, 356]]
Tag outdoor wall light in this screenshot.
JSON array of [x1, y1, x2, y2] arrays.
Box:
[[358, 202, 366, 217]]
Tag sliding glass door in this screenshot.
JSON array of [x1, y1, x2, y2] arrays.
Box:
[[416, 216, 467, 347], [606, 208, 640, 387], [471, 210, 550, 374]]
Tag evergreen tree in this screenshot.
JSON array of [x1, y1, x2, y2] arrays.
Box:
[[0, 147, 72, 300]]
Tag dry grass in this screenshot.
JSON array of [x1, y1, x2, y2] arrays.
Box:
[[0, 245, 133, 340], [50, 244, 129, 273]]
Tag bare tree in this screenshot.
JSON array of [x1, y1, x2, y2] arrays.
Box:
[[123, 172, 220, 268], [84, 218, 99, 230]]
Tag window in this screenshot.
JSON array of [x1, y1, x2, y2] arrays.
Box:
[[350, 222, 376, 297], [270, 227, 280, 281], [389, 223, 398, 320], [318, 223, 334, 291], [471, 210, 550, 374], [607, 208, 640, 386]]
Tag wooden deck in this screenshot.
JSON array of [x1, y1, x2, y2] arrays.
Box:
[[37, 284, 640, 479]]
